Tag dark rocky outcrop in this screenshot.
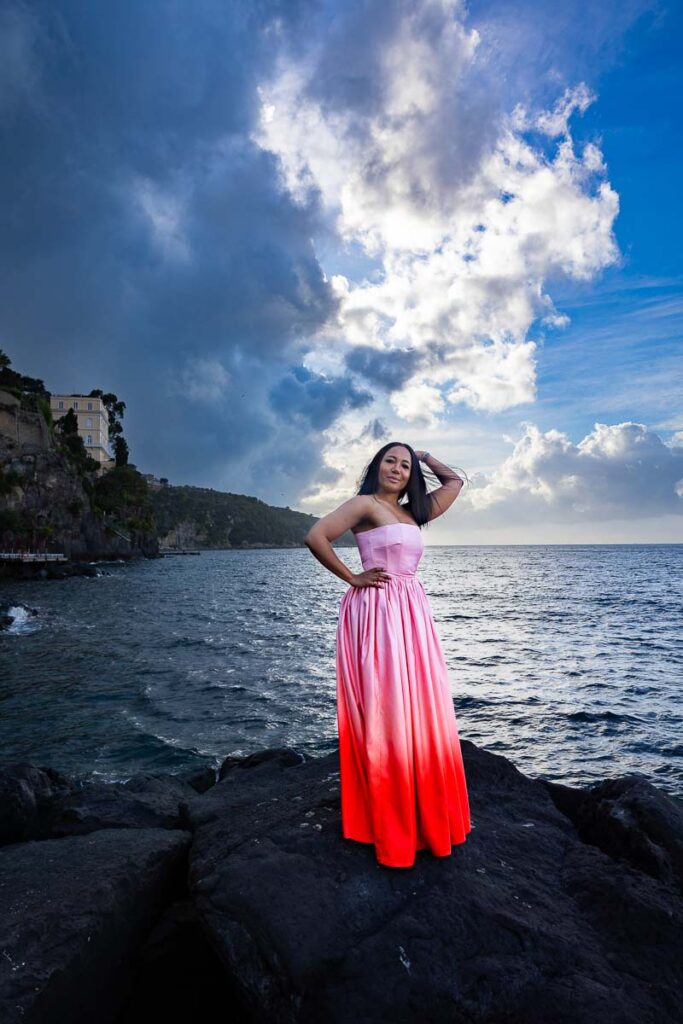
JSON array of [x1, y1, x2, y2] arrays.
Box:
[[0, 743, 681, 1024], [541, 774, 683, 894], [1, 828, 191, 1024]]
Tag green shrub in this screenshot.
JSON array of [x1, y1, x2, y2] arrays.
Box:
[[0, 468, 21, 496], [37, 397, 53, 428], [93, 465, 154, 536], [0, 509, 23, 534]]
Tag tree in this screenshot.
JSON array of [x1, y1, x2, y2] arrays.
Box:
[[113, 435, 129, 467], [0, 348, 48, 400], [54, 408, 99, 474], [92, 464, 154, 534], [89, 389, 126, 439], [89, 388, 130, 466], [55, 408, 79, 435]]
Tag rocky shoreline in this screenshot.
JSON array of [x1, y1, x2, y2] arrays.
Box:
[[1, 741, 681, 1023], [0, 553, 162, 583]]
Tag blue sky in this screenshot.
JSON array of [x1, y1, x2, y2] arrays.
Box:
[[542, 2, 682, 442], [1, 0, 681, 542]]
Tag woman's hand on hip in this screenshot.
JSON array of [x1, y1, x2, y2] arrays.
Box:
[[350, 567, 392, 589]]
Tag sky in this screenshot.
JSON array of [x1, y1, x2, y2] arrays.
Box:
[[1, 0, 681, 543]]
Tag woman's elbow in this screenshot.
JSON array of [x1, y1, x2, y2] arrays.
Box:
[[304, 525, 327, 549]]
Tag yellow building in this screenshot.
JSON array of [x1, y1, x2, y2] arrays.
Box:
[[50, 394, 113, 470]]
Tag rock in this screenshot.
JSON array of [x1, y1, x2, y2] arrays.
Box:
[[185, 742, 683, 1024], [114, 896, 250, 1022], [218, 745, 306, 780], [0, 603, 39, 629], [176, 764, 217, 794], [0, 827, 191, 1024], [1, 745, 681, 1023], [0, 764, 78, 845], [542, 773, 683, 894], [0, 766, 205, 843], [8, 561, 106, 581]]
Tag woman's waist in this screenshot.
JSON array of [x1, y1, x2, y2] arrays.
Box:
[[340, 574, 424, 609], [358, 567, 421, 579]]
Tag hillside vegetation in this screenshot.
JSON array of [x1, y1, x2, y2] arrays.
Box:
[[150, 484, 355, 548]]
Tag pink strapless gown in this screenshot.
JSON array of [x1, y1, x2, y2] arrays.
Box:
[[336, 522, 471, 867]]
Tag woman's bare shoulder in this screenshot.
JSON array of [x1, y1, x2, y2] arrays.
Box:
[[304, 494, 374, 542]]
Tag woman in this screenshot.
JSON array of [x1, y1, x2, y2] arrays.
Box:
[[304, 442, 472, 868]]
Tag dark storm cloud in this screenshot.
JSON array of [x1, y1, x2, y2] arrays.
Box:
[[344, 345, 423, 392], [1, 0, 652, 505], [0, 0, 341, 499], [268, 365, 373, 430]]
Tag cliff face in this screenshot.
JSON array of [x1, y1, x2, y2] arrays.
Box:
[[0, 389, 157, 563], [0, 389, 51, 449]]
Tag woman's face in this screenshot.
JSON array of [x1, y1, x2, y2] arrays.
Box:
[[379, 446, 412, 494]]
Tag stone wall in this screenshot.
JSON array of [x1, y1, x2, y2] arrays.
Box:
[[0, 389, 52, 450]]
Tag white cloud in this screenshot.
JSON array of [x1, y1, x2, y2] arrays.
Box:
[[466, 421, 683, 520], [253, 0, 619, 428], [389, 380, 446, 423], [533, 83, 595, 138]]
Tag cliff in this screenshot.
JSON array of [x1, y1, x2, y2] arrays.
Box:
[[0, 388, 158, 570]]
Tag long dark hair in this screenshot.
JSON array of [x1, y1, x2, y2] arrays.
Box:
[[356, 441, 439, 529]]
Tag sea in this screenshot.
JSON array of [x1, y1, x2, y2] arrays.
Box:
[[1, 544, 682, 798]]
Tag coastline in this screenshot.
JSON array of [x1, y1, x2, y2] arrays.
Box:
[[0, 553, 163, 582]]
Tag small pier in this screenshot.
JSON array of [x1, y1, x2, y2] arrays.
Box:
[[159, 549, 201, 556], [0, 552, 68, 563]]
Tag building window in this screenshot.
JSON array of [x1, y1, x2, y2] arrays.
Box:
[[87, 402, 93, 411], [86, 434, 93, 445], [58, 401, 64, 409], [85, 417, 93, 428], [73, 401, 79, 410]]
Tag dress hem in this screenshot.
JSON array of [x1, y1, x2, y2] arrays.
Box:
[[342, 828, 471, 868]]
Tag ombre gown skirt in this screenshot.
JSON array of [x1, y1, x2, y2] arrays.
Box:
[[336, 522, 472, 868]]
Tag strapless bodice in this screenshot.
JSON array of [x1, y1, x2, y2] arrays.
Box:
[[355, 522, 424, 577]]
